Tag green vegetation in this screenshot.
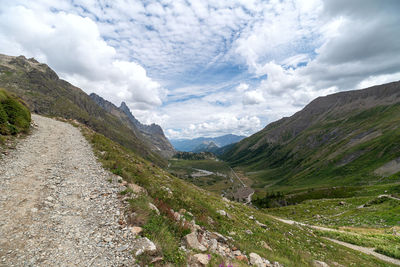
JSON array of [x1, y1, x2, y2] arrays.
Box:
[[0, 88, 30, 136], [78, 122, 396, 266], [267, 192, 400, 228]]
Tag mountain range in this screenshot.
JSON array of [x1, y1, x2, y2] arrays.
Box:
[[0, 54, 172, 166], [222, 80, 400, 191], [170, 134, 246, 152]]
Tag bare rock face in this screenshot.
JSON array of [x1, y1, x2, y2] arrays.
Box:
[[89, 93, 175, 159], [184, 232, 207, 252]]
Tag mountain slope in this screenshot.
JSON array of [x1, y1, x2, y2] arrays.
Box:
[[223, 81, 400, 190], [171, 134, 246, 152], [0, 54, 166, 166], [90, 93, 175, 158]]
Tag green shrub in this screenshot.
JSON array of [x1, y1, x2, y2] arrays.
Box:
[[0, 89, 31, 135]]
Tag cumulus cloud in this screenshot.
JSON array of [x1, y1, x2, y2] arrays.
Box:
[[243, 90, 265, 105], [0, 3, 165, 109]]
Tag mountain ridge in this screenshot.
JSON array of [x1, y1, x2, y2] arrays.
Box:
[[0, 54, 166, 166], [171, 134, 246, 152], [223, 80, 400, 191], [89, 93, 175, 158]]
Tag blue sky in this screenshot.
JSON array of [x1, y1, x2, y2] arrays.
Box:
[[1, 0, 400, 139]]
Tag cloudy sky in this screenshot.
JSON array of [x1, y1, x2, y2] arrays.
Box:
[[1, 0, 400, 139]]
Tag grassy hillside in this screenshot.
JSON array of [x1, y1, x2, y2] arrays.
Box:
[[0, 88, 30, 141], [223, 81, 400, 192], [74, 119, 394, 266], [0, 54, 166, 166]]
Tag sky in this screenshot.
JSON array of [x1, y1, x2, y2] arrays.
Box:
[[1, 0, 400, 139]]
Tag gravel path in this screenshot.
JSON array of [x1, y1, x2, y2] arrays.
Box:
[[0, 115, 139, 266], [273, 216, 400, 266], [324, 238, 400, 266]]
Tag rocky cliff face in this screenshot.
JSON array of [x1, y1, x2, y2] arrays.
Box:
[[90, 94, 175, 158]]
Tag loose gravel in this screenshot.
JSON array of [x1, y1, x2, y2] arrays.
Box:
[[0, 115, 139, 266]]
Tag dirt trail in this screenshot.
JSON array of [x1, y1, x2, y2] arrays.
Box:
[[0, 115, 138, 266], [272, 216, 400, 266], [324, 238, 400, 266]]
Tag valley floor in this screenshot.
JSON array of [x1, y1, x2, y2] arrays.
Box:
[[0, 115, 138, 266]]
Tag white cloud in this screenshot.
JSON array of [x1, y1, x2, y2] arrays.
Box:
[[0, 3, 165, 109], [356, 72, 400, 90], [236, 83, 249, 92], [243, 90, 265, 105]]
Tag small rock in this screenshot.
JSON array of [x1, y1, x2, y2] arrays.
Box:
[[192, 253, 210, 266], [132, 237, 157, 256], [249, 252, 264, 266], [128, 183, 147, 195], [131, 226, 143, 236], [183, 232, 207, 252], [260, 241, 272, 251], [209, 239, 218, 251], [313, 260, 330, 267], [245, 229, 253, 235], [216, 210, 226, 216], [236, 255, 248, 263], [173, 211, 181, 221], [256, 220, 268, 229], [179, 208, 187, 214], [233, 250, 241, 256], [148, 203, 160, 215]]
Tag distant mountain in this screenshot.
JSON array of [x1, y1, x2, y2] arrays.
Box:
[[222, 81, 400, 191], [90, 93, 175, 158], [170, 134, 246, 152], [192, 141, 219, 153], [0, 54, 166, 166]]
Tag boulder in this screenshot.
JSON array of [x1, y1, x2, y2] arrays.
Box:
[[184, 232, 207, 252]]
